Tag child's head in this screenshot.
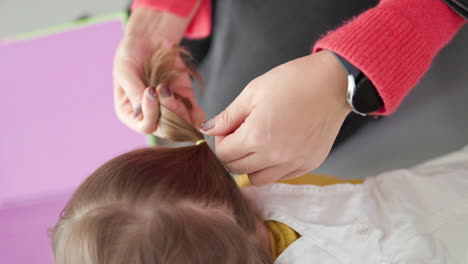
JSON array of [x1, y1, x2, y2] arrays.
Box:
[[49, 46, 272, 264], [50, 145, 271, 264]]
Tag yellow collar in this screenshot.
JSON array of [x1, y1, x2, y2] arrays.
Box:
[[265, 220, 301, 258]]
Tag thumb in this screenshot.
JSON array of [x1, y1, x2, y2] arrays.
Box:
[[116, 62, 147, 116], [199, 95, 250, 136], [156, 84, 192, 124]]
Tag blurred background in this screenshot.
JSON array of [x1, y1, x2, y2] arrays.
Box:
[[1, 1, 143, 263], [0, 0, 129, 38]]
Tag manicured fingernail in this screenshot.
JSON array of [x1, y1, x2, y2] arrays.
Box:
[[147, 86, 157, 101], [133, 104, 142, 119], [200, 118, 215, 132], [159, 84, 172, 98]]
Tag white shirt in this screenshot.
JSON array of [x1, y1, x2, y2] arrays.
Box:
[[243, 146, 468, 264]]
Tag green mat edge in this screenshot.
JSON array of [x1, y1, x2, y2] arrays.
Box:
[[15, 12, 128, 41], [147, 135, 158, 146]]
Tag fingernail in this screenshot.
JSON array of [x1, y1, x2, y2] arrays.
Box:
[[200, 118, 215, 132], [159, 84, 172, 98], [133, 104, 142, 119], [147, 86, 157, 101]]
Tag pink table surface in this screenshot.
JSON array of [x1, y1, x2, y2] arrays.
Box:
[[0, 20, 145, 263]]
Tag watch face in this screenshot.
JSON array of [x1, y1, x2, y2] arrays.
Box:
[[352, 77, 383, 114]]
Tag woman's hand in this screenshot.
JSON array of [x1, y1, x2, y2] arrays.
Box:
[[200, 50, 351, 185], [113, 7, 205, 137]]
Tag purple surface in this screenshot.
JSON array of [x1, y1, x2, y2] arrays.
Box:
[[0, 194, 70, 264], [0, 20, 145, 263]]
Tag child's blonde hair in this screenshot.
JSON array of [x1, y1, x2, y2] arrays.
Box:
[[49, 46, 272, 264]]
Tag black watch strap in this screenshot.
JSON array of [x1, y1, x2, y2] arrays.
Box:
[[332, 51, 384, 115], [335, 52, 361, 81], [352, 76, 384, 114], [443, 0, 468, 19]]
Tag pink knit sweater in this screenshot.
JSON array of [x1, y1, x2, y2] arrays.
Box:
[[132, 0, 465, 114]]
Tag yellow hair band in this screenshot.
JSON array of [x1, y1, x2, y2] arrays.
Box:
[[196, 139, 206, 145]]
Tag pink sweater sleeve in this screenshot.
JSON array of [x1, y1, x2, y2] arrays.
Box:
[[314, 0, 465, 115], [131, 0, 212, 39]]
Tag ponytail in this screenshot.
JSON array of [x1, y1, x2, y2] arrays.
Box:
[[144, 45, 203, 143]]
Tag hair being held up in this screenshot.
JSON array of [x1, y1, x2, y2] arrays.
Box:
[[50, 45, 273, 264], [144, 45, 204, 142]]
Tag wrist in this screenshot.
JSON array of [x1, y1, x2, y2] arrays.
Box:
[[126, 7, 191, 47], [316, 50, 352, 115]]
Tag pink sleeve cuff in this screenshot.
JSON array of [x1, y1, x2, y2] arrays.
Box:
[[314, 0, 465, 115], [131, 0, 198, 17], [131, 0, 212, 39], [185, 0, 212, 39]]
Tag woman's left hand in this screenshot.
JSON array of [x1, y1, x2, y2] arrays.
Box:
[[200, 50, 351, 185]]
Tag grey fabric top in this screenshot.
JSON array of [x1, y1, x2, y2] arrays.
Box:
[[195, 0, 468, 179]]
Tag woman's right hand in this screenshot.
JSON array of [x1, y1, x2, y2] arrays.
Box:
[[113, 7, 205, 137]]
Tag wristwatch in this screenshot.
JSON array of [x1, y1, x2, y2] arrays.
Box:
[[443, 0, 468, 19], [331, 51, 384, 116]]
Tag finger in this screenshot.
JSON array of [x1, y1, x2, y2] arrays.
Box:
[[214, 135, 224, 146], [280, 169, 309, 181], [156, 84, 191, 122], [114, 85, 142, 133], [248, 164, 293, 186], [214, 121, 252, 162], [225, 152, 272, 175], [152, 84, 193, 138], [199, 90, 253, 136], [167, 73, 205, 127], [169, 85, 205, 127], [137, 87, 160, 134], [214, 103, 271, 163], [115, 62, 147, 115]]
